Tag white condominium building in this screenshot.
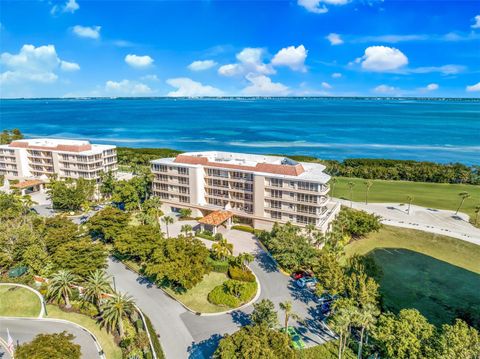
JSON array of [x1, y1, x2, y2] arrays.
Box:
[[151, 151, 339, 231], [0, 138, 117, 181]]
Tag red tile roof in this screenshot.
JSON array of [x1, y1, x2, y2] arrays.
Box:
[[198, 210, 234, 226], [12, 179, 44, 189], [174, 155, 305, 176], [9, 141, 92, 152]]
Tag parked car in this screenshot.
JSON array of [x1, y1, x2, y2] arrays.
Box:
[[295, 277, 318, 289], [320, 301, 332, 317], [317, 293, 339, 304], [291, 270, 313, 280], [280, 326, 306, 350]]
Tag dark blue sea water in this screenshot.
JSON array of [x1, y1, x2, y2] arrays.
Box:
[[1, 98, 479, 165]]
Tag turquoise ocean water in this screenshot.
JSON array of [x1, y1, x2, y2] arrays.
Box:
[[1, 98, 479, 164]]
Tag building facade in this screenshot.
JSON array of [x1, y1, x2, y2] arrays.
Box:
[[0, 138, 117, 181], [151, 151, 339, 231]]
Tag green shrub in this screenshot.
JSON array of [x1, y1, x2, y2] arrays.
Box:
[[195, 230, 216, 241], [231, 225, 255, 234], [207, 257, 229, 273], [207, 280, 257, 308], [228, 266, 255, 282], [70, 300, 99, 318]]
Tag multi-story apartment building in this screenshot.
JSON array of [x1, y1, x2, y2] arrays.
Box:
[[0, 138, 117, 181], [151, 151, 339, 231]]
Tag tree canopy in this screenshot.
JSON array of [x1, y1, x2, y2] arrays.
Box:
[[15, 331, 81, 359], [87, 207, 130, 243]]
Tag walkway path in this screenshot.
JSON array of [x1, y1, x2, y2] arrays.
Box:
[[335, 199, 480, 245], [107, 234, 333, 359]]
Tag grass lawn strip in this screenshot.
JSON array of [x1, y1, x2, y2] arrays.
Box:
[[164, 272, 230, 313], [345, 225, 480, 274], [46, 304, 122, 359], [0, 285, 42, 317], [334, 177, 480, 221]]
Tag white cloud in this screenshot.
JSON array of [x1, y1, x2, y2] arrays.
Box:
[[218, 48, 274, 77], [60, 60, 80, 71], [321, 82, 332, 89], [166, 77, 224, 97], [0, 44, 78, 84], [218, 64, 242, 77], [72, 25, 101, 39], [326, 33, 344, 45], [426, 83, 439, 91], [471, 15, 480, 29], [140, 74, 159, 82], [409, 65, 465, 75], [331, 72, 342, 78], [105, 79, 153, 96], [188, 60, 217, 71], [271, 45, 308, 72], [242, 74, 290, 96], [125, 54, 154, 69], [51, 0, 79, 15], [297, 0, 349, 14], [373, 84, 399, 94], [356, 46, 408, 72], [466, 82, 480, 92]]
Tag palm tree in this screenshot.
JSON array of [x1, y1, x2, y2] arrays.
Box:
[[161, 215, 174, 238], [329, 300, 358, 359], [406, 195, 414, 215], [100, 292, 135, 338], [236, 252, 254, 270], [348, 182, 355, 208], [455, 191, 470, 215], [354, 304, 379, 359], [212, 238, 233, 260], [279, 300, 300, 331], [180, 224, 193, 237], [330, 178, 338, 198], [364, 180, 373, 205], [475, 205, 480, 225], [47, 270, 77, 309], [83, 270, 112, 310]]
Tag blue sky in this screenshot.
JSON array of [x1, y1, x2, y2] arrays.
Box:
[[1, 0, 479, 98]]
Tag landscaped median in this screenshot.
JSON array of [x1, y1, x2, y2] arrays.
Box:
[[0, 284, 43, 318]]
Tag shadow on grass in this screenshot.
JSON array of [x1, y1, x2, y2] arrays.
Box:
[[188, 333, 223, 359]]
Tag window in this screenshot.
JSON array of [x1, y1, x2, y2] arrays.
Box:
[[178, 167, 189, 175], [270, 200, 282, 209], [270, 178, 283, 187], [271, 189, 282, 199], [270, 211, 282, 219]]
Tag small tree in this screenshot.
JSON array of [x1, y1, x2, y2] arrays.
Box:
[[15, 331, 81, 359], [364, 180, 373, 205], [47, 270, 78, 308], [455, 191, 470, 215], [162, 215, 174, 238], [212, 238, 234, 261], [251, 299, 279, 329], [179, 208, 192, 219], [180, 224, 193, 237], [406, 195, 414, 215], [474, 205, 480, 225], [348, 182, 355, 208], [100, 292, 135, 337], [279, 300, 300, 331], [83, 269, 112, 310], [330, 177, 338, 197]]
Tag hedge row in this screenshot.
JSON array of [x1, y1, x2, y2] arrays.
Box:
[[228, 266, 255, 282], [207, 257, 230, 273]]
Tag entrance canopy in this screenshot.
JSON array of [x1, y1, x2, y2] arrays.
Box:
[[198, 210, 234, 234], [12, 179, 44, 190]]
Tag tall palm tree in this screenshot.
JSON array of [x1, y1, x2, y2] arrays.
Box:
[[354, 304, 379, 359], [330, 301, 358, 359], [83, 270, 112, 310], [406, 195, 414, 215], [162, 215, 174, 238], [475, 205, 480, 225], [279, 300, 300, 331], [47, 270, 77, 309], [348, 182, 355, 208], [364, 180, 373, 205], [212, 238, 233, 260], [180, 224, 193, 237], [330, 178, 338, 198], [455, 191, 470, 215], [100, 292, 135, 338]]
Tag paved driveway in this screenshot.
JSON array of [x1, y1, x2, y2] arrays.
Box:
[[0, 318, 101, 359], [107, 232, 334, 359]]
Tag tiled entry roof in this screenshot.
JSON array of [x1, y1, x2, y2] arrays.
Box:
[[198, 210, 234, 226]]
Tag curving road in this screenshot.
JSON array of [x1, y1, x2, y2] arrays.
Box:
[[107, 238, 334, 359], [0, 318, 102, 359]]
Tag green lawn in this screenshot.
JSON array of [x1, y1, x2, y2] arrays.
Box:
[[0, 285, 42, 317], [297, 340, 355, 359], [332, 177, 480, 221], [345, 225, 480, 274], [164, 272, 231, 313], [46, 304, 122, 359]]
